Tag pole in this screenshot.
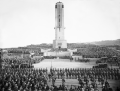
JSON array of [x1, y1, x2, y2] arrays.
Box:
[[51, 55, 52, 69], [0, 50, 2, 69], [51, 59, 52, 69]]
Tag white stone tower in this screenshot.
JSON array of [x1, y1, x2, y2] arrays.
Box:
[[53, 2, 67, 49]]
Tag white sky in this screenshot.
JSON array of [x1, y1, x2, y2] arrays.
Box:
[[0, 0, 120, 48]]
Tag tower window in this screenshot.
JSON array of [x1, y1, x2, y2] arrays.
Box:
[[62, 5, 64, 8], [55, 5, 57, 8]]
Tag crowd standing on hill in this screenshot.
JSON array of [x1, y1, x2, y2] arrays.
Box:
[[75, 46, 120, 58]]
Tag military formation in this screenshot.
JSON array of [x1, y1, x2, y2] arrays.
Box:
[[0, 68, 120, 91]]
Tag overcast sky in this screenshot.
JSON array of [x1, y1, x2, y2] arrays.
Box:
[[0, 0, 120, 48]]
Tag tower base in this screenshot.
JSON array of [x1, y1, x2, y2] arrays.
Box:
[[53, 40, 67, 49]]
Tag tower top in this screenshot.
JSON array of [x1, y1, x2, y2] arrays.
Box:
[[55, 2, 64, 8], [56, 1, 64, 5]]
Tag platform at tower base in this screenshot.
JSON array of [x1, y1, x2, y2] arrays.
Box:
[[41, 48, 77, 57]]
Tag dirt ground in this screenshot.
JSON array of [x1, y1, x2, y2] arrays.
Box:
[[33, 59, 96, 69]]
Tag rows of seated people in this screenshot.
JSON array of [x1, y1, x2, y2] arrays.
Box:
[[74, 46, 120, 58], [59, 56, 71, 59], [0, 68, 120, 91], [51, 48, 67, 52], [5, 45, 120, 58], [44, 56, 57, 59], [44, 56, 73, 60], [74, 58, 90, 62], [6, 52, 43, 58], [96, 57, 120, 67], [2, 57, 44, 68], [4, 48, 43, 59], [2, 58, 42, 64], [7, 48, 41, 55]]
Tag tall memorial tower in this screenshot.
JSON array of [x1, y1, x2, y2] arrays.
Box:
[[53, 2, 67, 49]]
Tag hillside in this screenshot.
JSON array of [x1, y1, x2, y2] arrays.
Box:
[[89, 39, 120, 45]]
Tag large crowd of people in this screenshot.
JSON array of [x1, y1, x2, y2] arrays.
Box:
[[96, 57, 120, 67], [75, 46, 120, 58], [0, 58, 120, 91], [74, 58, 90, 63], [0, 68, 119, 91], [1, 45, 120, 91], [43, 56, 72, 60], [2, 57, 44, 69], [4, 47, 43, 57], [50, 68, 120, 80], [4, 44, 120, 59]]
